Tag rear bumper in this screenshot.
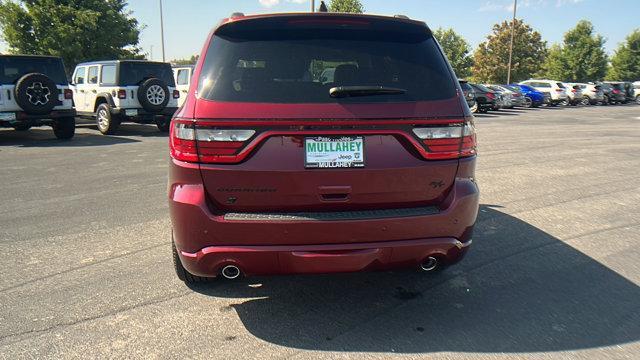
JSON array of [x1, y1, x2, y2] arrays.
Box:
[[169, 158, 479, 277], [180, 237, 471, 277], [0, 109, 76, 126], [111, 107, 178, 121]]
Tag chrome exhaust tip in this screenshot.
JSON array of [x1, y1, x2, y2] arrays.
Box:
[[221, 265, 241, 280], [420, 256, 439, 272]]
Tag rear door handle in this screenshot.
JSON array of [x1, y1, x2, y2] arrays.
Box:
[[79, 90, 85, 93], [318, 186, 351, 202], [91, 90, 97, 93]]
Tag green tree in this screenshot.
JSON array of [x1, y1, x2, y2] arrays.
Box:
[[433, 28, 473, 78], [172, 55, 199, 66], [541, 20, 608, 82], [472, 19, 547, 83], [0, 0, 143, 73], [607, 29, 640, 81], [328, 0, 364, 13], [536, 44, 565, 80]]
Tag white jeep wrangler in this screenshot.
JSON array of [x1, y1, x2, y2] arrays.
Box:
[[172, 65, 194, 108], [71, 60, 178, 134], [0, 55, 76, 139]]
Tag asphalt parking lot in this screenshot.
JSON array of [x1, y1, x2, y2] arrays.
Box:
[[1, 105, 639, 359]]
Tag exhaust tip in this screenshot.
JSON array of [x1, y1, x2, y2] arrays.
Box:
[[420, 256, 439, 272], [221, 265, 241, 280]]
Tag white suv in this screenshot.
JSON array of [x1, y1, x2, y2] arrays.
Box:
[[172, 65, 194, 108], [519, 79, 568, 106], [634, 81, 640, 104], [569, 83, 604, 105], [0, 55, 76, 139], [71, 60, 178, 134]]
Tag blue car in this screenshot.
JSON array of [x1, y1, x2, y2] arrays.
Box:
[[509, 84, 545, 108]]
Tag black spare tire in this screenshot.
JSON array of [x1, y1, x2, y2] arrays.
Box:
[[14, 73, 59, 115], [137, 78, 169, 112]]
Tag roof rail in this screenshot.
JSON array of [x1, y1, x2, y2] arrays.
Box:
[[230, 12, 245, 18], [394, 15, 410, 19]]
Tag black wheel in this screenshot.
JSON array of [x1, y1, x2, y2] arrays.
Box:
[[13, 123, 31, 131], [137, 78, 169, 113], [96, 103, 120, 135], [523, 97, 533, 108], [156, 116, 170, 132], [478, 107, 488, 113], [52, 117, 75, 140], [172, 239, 210, 283], [14, 73, 58, 115], [603, 95, 610, 105]]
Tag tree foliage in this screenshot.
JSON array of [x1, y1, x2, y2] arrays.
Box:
[[0, 0, 143, 73], [539, 20, 608, 82], [172, 55, 199, 66], [471, 19, 547, 83], [433, 28, 473, 79], [607, 29, 640, 81], [328, 0, 364, 13]]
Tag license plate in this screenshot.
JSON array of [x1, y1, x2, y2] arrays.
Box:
[[305, 136, 365, 168], [125, 109, 138, 116], [0, 112, 16, 121]]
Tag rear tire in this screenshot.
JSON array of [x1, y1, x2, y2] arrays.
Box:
[[96, 103, 120, 135], [523, 97, 533, 108], [581, 96, 590, 106], [52, 117, 75, 140], [13, 123, 31, 131], [172, 239, 210, 283], [156, 116, 170, 132]]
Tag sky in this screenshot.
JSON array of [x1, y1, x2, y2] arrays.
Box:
[[1, 0, 639, 61]]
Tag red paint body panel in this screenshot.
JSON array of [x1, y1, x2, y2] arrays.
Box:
[[168, 12, 479, 278]]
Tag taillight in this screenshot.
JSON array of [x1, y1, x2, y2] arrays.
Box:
[[612, 89, 620, 94], [555, 89, 564, 92], [412, 122, 477, 160], [117, 89, 127, 99], [195, 128, 255, 162], [173, 90, 180, 99], [64, 89, 73, 99], [170, 120, 198, 162], [170, 120, 255, 163], [486, 92, 495, 100]]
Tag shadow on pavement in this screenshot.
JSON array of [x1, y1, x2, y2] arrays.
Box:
[[189, 205, 640, 354], [0, 127, 140, 147]]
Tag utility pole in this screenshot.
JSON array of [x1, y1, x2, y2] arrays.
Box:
[[506, 0, 517, 84], [311, 0, 315, 12], [159, 0, 166, 62]]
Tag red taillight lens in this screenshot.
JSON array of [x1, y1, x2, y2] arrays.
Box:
[[170, 121, 255, 163], [612, 89, 620, 94], [412, 122, 477, 159], [117, 89, 127, 99], [64, 89, 73, 99], [170, 120, 198, 162], [173, 90, 180, 99], [486, 92, 495, 100]]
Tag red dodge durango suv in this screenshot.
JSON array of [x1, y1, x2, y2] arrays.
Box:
[[169, 12, 479, 282]]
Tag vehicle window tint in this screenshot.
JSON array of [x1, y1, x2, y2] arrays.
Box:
[[74, 67, 86, 84], [119, 62, 175, 86], [101, 65, 116, 85], [198, 29, 456, 103], [176, 69, 190, 85], [0, 56, 68, 84], [538, 82, 551, 88], [556, 83, 566, 88], [88, 66, 99, 84]]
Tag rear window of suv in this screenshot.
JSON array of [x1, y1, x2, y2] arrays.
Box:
[[198, 24, 456, 103], [118, 62, 175, 86], [0, 56, 67, 85]]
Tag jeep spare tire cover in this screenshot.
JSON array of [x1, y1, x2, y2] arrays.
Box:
[[14, 73, 59, 115], [137, 78, 169, 112]]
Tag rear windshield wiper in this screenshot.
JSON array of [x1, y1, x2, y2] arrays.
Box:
[[329, 86, 407, 98]]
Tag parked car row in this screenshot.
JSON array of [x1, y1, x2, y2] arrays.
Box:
[[459, 78, 640, 113], [0, 54, 197, 139]]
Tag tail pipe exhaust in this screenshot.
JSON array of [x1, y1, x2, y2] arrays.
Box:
[[419, 256, 439, 272], [220, 265, 241, 280]]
